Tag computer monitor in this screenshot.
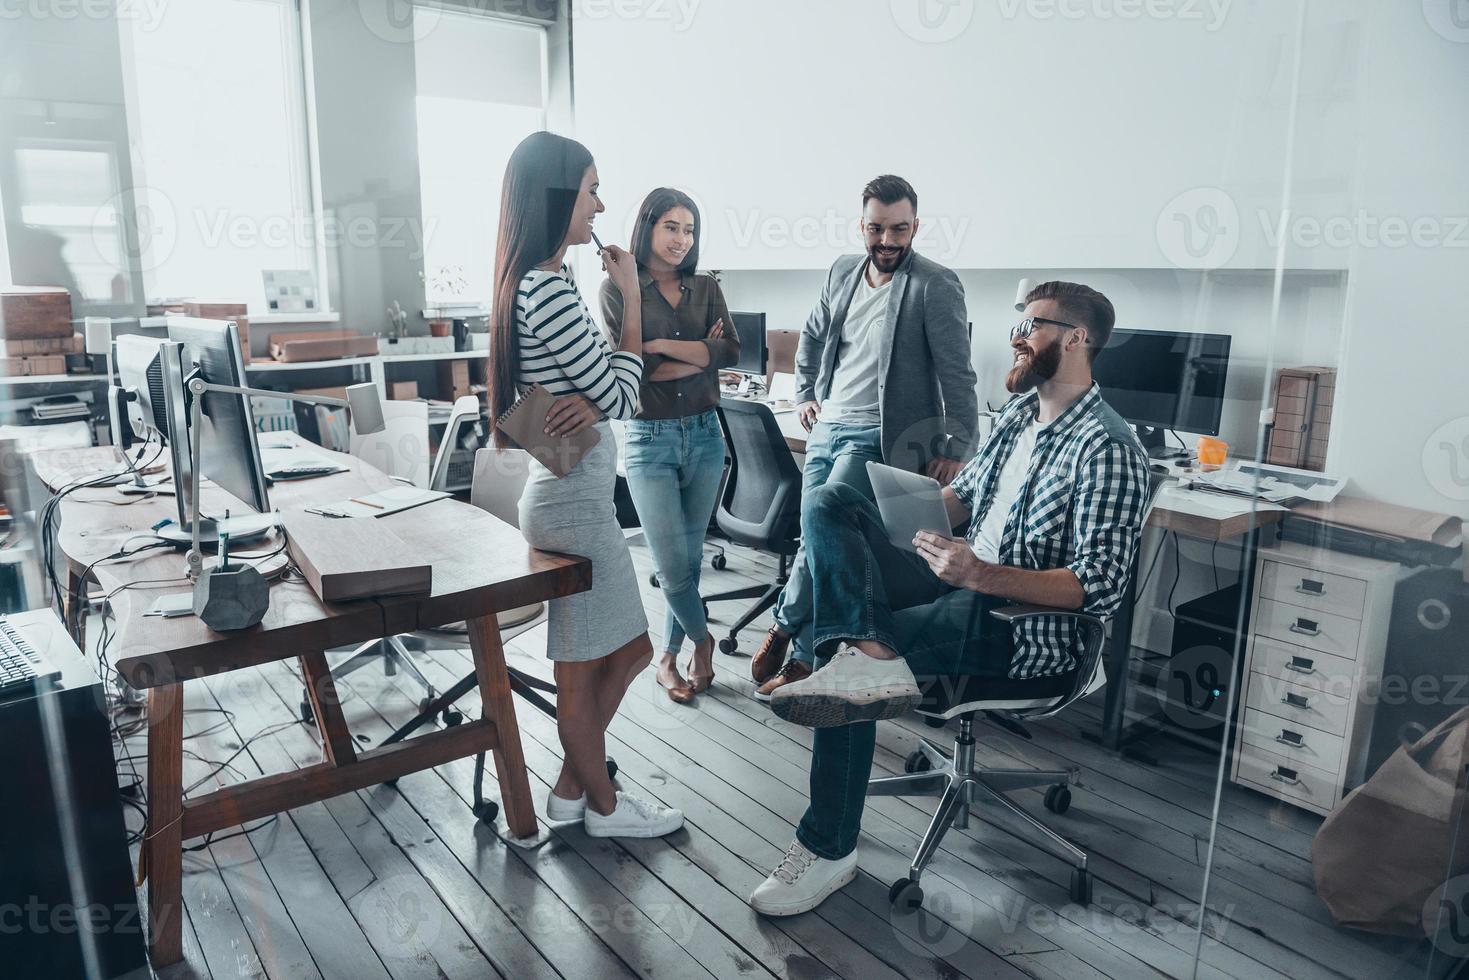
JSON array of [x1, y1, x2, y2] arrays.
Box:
[[730, 311, 767, 377], [166, 317, 273, 541], [1090, 328, 1231, 456], [115, 333, 192, 495]]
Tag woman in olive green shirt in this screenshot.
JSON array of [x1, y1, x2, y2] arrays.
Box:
[[600, 188, 740, 703]]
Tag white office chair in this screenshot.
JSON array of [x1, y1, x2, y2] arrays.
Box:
[[428, 395, 483, 492], [351, 399, 430, 489]]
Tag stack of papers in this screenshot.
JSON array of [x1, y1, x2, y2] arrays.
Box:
[[305, 485, 449, 519]]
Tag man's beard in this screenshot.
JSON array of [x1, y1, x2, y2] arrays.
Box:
[[1005, 338, 1063, 393], [868, 242, 909, 274]]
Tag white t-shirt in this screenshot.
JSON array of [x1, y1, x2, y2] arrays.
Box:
[[972, 417, 1042, 563], [820, 271, 889, 427]]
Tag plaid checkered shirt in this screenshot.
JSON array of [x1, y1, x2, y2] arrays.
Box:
[[950, 382, 1151, 678]]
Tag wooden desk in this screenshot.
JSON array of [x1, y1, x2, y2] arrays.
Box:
[[32, 438, 590, 967]]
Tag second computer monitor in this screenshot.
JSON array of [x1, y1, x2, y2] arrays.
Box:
[[166, 317, 271, 518], [1091, 327, 1231, 449], [730, 311, 767, 377]]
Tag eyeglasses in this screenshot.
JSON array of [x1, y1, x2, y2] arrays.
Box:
[[1010, 316, 1082, 341]]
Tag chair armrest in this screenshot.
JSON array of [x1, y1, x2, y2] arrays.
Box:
[[988, 604, 1105, 632]]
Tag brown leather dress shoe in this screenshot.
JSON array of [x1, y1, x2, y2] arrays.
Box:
[[751, 626, 793, 683], [755, 659, 811, 702]]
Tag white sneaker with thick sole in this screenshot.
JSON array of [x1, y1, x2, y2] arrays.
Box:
[[583, 791, 684, 838], [749, 839, 857, 916], [546, 790, 585, 822], [769, 644, 920, 728]]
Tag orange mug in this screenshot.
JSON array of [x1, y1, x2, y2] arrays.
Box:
[[1196, 436, 1229, 470]]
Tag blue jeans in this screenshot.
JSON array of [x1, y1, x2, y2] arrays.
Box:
[[623, 409, 726, 654], [794, 481, 1016, 861], [773, 420, 883, 666]]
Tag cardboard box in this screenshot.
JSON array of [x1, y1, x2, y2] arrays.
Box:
[[388, 381, 419, 401], [439, 360, 471, 400], [149, 300, 250, 363], [268, 330, 378, 363], [0, 333, 84, 357], [0, 354, 68, 377], [1, 287, 73, 340]]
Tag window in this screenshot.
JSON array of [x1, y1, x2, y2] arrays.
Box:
[[414, 9, 548, 305], [117, 0, 318, 315], [13, 142, 128, 303]]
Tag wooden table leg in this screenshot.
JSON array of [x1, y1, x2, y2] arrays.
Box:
[[466, 613, 536, 838], [145, 683, 185, 966], [299, 650, 358, 767]]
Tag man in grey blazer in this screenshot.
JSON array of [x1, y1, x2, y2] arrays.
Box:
[[753, 175, 979, 697]]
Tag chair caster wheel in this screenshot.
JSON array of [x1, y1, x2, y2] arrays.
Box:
[[384, 777, 399, 788], [418, 697, 436, 716], [443, 709, 464, 726], [1044, 784, 1072, 814], [299, 698, 315, 725], [1070, 868, 1092, 905], [474, 801, 499, 825], [650, 574, 661, 588], [904, 749, 933, 774], [718, 637, 738, 654], [711, 554, 728, 570], [889, 878, 923, 914], [923, 716, 947, 729], [606, 758, 618, 780]]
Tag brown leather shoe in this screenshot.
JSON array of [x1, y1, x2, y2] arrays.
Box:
[[755, 659, 811, 702], [751, 627, 793, 683]]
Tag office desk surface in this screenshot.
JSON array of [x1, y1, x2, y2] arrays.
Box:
[[32, 437, 589, 688]]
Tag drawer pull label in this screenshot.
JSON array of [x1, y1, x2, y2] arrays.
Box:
[[1296, 579, 1325, 597], [1276, 729, 1304, 747], [1289, 618, 1322, 637], [1283, 692, 1311, 709], [1272, 766, 1301, 785], [1286, 656, 1316, 674]]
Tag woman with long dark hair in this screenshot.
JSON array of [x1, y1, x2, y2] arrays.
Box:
[[488, 132, 682, 838], [599, 188, 738, 703]]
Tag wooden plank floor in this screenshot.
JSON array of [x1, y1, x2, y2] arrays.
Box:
[[106, 536, 1458, 980]]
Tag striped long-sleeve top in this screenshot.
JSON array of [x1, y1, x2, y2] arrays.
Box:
[[515, 265, 642, 419]]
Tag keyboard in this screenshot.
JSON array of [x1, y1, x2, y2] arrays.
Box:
[[268, 463, 344, 480], [0, 617, 61, 696]]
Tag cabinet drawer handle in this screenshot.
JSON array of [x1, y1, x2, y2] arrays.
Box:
[[1295, 578, 1325, 597], [1276, 729, 1304, 747], [1271, 766, 1301, 786], [1289, 618, 1321, 637], [1282, 692, 1311, 710], [1285, 656, 1316, 674]]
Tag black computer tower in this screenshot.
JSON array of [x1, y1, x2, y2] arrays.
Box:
[[1132, 584, 1243, 752], [0, 643, 147, 977], [1364, 568, 1469, 780]]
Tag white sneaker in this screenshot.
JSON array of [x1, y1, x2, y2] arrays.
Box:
[[769, 643, 920, 728], [583, 791, 684, 838], [749, 839, 857, 916], [546, 790, 585, 822]]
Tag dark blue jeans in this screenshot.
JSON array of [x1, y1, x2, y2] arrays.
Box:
[[773, 420, 884, 665], [793, 481, 1013, 861]]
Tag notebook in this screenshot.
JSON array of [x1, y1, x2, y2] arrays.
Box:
[[493, 382, 601, 478]]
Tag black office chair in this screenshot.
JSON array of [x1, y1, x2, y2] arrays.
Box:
[[701, 399, 803, 654], [872, 470, 1166, 914]]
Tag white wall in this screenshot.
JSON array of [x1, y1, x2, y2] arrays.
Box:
[[573, 0, 1359, 271]]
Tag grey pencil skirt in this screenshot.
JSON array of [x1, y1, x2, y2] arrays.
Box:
[[518, 420, 648, 663]]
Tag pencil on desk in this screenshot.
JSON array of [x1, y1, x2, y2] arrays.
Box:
[[350, 497, 385, 510]]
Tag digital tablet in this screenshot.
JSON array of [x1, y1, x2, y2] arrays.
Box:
[[866, 462, 952, 553]]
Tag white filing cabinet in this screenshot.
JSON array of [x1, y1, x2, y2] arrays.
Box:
[[1230, 540, 1408, 816]]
